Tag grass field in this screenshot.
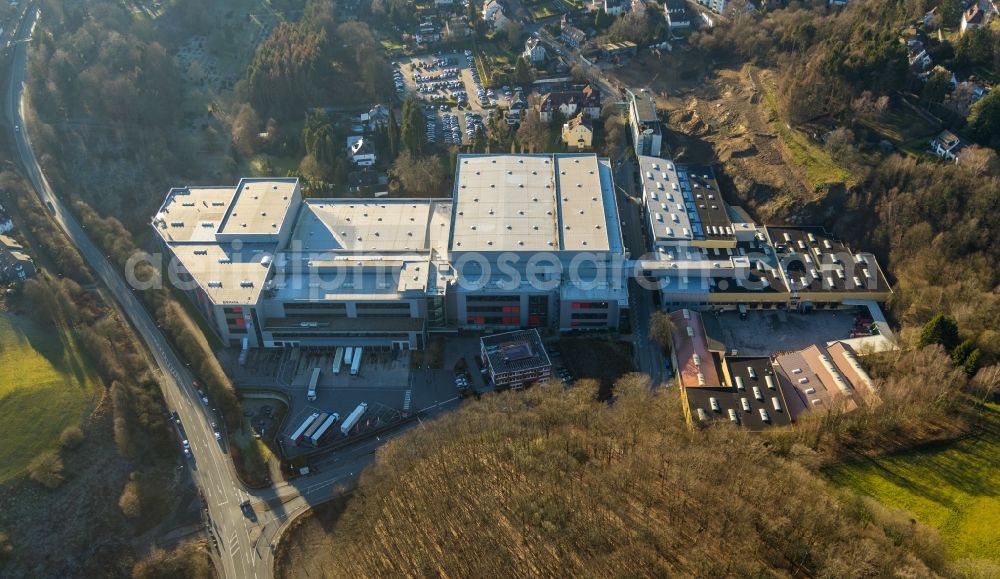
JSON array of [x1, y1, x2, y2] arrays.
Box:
[[826, 403, 1000, 566], [0, 312, 100, 482]]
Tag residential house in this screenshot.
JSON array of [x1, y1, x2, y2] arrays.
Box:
[[960, 1, 996, 35], [348, 169, 388, 193], [507, 91, 527, 126], [906, 39, 932, 71], [602, 41, 638, 58], [947, 81, 989, 115], [366, 104, 391, 130], [930, 130, 965, 161], [0, 235, 36, 283], [360, 104, 392, 132], [524, 36, 547, 64], [347, 136, 376, 166], [560, 16, 587, 48], [922, 7, 937, 26], [0, 204, 12, 235], [919, 64, 957, 88], [698, 0, 727, 14], [415, 21, 441, 44], [538, 85, 602, 122], [483, 0, 510, 31], [445, 17, 472, 40], [603, 0, 630, 15], [562, 114, 593, 150], [664, 0, 691, 27]]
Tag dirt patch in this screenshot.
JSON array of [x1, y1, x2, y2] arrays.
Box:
[[609, 61, 843, 225]]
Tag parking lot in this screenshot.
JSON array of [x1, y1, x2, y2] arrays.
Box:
[[392, 50, 496, 146], [232, 347, 460, 454]]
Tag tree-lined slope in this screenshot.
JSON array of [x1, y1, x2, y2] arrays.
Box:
[[278, 376, 948, 578]]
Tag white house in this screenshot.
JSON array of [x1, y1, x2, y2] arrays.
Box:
[[524, 36, 547, 64], [664, 0, 691, 27], [483, 0, 510, 31], [603, 0, 630, 15], [698, 0, 726, 14], [930, 130, 965, 162], [347, 136, 376, 166], [0, 203, 11, 235], [960, 1, 997, 36]]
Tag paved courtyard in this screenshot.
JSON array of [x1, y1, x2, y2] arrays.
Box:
[[712, 310, 860, 357]]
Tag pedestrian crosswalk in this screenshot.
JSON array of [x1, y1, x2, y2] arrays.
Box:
[[403, 390, 412, 411]]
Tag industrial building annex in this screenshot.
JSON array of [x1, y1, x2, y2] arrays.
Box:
[[153, 153, 891, 351]]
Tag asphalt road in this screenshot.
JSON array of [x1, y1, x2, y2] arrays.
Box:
[[3, 9, 402, 579], [614, 158, 664, 385]]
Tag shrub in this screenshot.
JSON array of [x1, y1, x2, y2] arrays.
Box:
[[58, 425, 85, 449], [27, 449, 65, 489]]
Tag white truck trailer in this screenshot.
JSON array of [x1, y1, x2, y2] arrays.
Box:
[[332, 347, 344, 375], [307, 367, 321, 401], [308, 413, 340, 446], [290, 412, 320, 445], [350, 347, 363, 376], [340, 402, 368, 435]]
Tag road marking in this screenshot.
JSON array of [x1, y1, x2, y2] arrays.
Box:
[[403, 389, 412, 411]]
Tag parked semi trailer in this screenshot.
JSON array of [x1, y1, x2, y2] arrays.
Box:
[[308, 412, 340, 446], [332, 347, 344, 375], [290, 412, 320, 445], [302, 412, 329, 443], [350, 347, 363, 376], [307, 367, 321, 401], [340, 403, 368, 435]]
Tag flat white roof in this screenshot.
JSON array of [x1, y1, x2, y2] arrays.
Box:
[[154, 187, 238, 243], [555, 155, 610, 251], [170, 243, 274, 305], [452, 155, 558, 251], [451, 154, 619, 253], [218, 178, 298, 236], [291, 199, 452, 255]]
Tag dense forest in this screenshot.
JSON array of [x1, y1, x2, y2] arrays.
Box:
[[277, 370, 997, 577]]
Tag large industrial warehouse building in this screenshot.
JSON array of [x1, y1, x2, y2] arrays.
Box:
[[153, 152, 891, 351], [152, 154, 629, 349]]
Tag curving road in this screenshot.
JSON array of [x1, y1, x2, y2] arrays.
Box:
[[6, 10, 460, 578], [5, 8, 268, 579]]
